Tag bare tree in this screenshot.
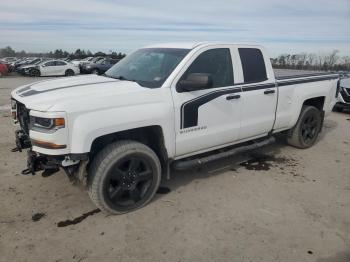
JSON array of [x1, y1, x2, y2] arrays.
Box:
[[307, 53, 317, 66], [324, 50, 339, 68]]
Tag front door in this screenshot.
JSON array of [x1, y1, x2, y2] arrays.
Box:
[[171, 47, 242, 157]]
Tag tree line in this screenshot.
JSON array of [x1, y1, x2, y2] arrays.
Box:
[[2, 46, 350, 71], [0, 46, 126, 60], [271, 50, 350, 71]]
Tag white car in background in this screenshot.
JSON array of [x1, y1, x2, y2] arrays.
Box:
[[30, 60, 80, 77], [71, 57, 94, 66]]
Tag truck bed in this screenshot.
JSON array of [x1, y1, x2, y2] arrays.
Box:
[[274, 69, 334, 80]]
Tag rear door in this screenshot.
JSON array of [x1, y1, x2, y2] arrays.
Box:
[[171, 46, 243, 157], [54, 61, 68, 75], [40, 61, 56, 76], [237, 47, 277, 139]]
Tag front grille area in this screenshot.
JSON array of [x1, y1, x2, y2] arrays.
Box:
[[16, 102, 30, 134]]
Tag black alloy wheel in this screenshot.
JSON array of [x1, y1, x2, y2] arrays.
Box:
[[287, 106, 322, 149], [301, 114, 318, 144], [88, 140, 161, 214], [104, 155, 154, 209]]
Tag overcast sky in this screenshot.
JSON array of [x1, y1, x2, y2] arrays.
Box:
[[1, 0, 349, 57]]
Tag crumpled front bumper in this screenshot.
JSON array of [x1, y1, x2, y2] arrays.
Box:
[[21, 150, 59, 176], [12, 129, 31, 152]]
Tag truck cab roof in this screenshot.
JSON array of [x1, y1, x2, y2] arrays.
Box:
[[144, 42, 264, 50]]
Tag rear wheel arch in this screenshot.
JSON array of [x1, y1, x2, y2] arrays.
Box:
[[302, 96, 325, 111]]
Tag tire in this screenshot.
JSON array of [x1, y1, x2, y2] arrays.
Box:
[[30, 69, 40, 77], [92, 69, 100, 75], [88, 140, 162, 214], [65, 69, 75, 76], [287, 106, 322, 149]]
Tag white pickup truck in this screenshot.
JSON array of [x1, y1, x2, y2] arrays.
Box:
[[11, 42, 339, 214]]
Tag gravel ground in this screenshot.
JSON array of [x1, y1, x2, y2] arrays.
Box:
[[0, 75, 349, 262]]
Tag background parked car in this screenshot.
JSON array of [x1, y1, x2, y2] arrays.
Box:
[[334, 77, 350, 112], [12, 58, 40, 72], [17, 58, 51, 75], [78, 56, 105, 70], [4, 58, 23, 72], [0, 63, 8, 77], [29, 60, 80, 77], [81, 58, 119, 74], [71, 57, 94, 66]]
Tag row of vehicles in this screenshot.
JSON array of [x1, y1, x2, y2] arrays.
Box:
[[0, 56, 119, 77]]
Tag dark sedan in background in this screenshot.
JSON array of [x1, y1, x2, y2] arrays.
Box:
[[80, 58, 119, 74]]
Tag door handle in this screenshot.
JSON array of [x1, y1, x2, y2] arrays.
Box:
[[264, 89, 275, 94], [226, 94, 241, 100]]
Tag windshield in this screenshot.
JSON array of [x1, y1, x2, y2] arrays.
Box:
[[105, 48, 190, 88], [92, 57, 103, 63]]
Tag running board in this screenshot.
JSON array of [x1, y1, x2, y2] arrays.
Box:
[[173, 137, 275, 170]]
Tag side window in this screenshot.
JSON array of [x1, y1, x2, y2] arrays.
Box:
[[44, 61, 55, 67], [55, 61, 67, 66], [180, 48, 233, 88], [238, 48, 267, 83]]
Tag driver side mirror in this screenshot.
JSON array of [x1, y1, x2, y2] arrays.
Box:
[[177, 73, 213, 92]]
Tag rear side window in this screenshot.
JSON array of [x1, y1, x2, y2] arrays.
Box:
[[55, 61, 67, 66], [238, 48, 267, 83], [44, 61, 55, 67], [181, 48, 234, 88]]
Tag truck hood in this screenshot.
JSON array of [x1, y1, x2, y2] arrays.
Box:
[[11, 75, 160, 112]]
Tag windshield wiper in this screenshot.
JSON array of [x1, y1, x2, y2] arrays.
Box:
[[113, 76, 137, 82], [103, 74, 137, 82]]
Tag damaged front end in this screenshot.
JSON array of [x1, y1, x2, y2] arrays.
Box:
[[21, 150, 88, 185], [10, 99, 89, 185]]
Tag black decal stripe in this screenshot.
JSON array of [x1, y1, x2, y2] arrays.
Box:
[[242, 83, 275, 92], [181, 87, 241, 128], [277, 75, 338, 87], [19, 80, 120, 97], [16, 78, 70, 95], [17, 85, 31, 93], [180, 74, 339, 130]]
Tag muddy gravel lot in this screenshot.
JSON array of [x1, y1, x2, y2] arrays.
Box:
[[0, 76, 349, 262]]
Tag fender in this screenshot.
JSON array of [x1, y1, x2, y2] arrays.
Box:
[[68, 102, 175, 157]]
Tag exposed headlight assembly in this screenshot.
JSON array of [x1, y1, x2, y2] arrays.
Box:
[[30, 116, 65, 132]]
